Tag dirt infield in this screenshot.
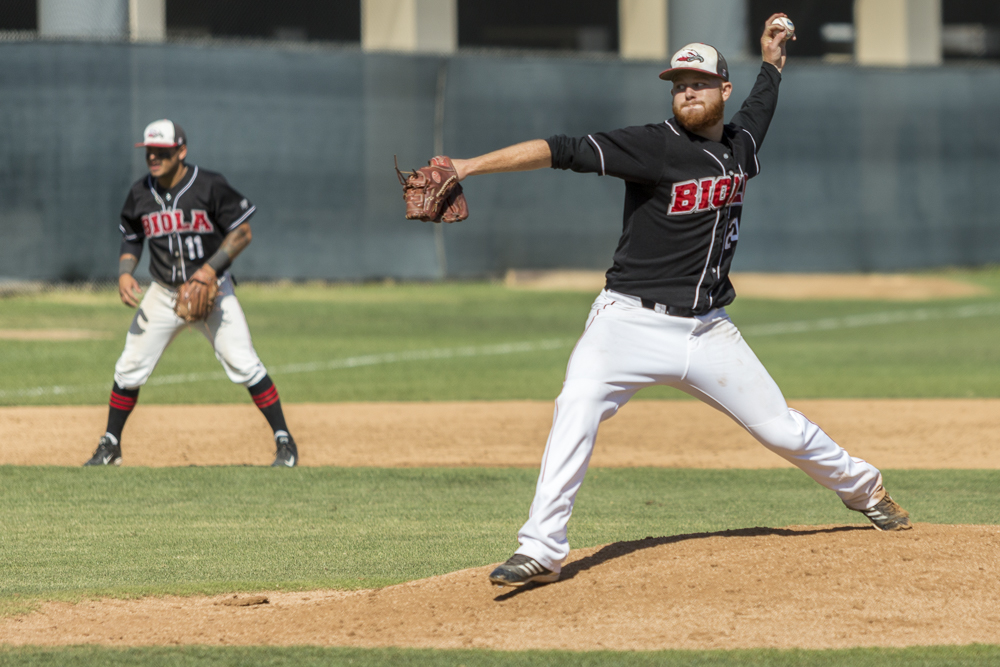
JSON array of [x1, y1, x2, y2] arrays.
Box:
[[4, 400, 999, 650], [3, 524, 998, 650], [4, 399, 998, 469]]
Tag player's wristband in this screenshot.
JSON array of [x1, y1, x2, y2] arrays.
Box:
[[118, 256, 138, 277], [206, 249, 232, 275]]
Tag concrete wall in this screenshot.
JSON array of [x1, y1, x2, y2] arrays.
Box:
[[0, 41, 996, 282]]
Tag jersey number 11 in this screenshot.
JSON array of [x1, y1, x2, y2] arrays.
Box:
[[184, 236, 205, 260]]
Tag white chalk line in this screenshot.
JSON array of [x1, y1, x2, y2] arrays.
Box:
[[3, 302, 999, 400], [740, 302, 1000, 337], [0, 339, 571, 399]]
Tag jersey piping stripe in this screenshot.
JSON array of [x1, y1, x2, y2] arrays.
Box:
[[226, 205, 256, 232], [696, 150, 728, 310], [586, 135, 606, 175], [692, 209, 722, 309], [144, 170, 197, 212], [147, 176, 167, 211], [172, 168, 198, 283], [740, 129, 760, 175], [702, 149, 726, 174], [119, 224, 140, 241], [664, 119, 681, 136], [171, 166, 199, 210], [715, 162, 747, 280]]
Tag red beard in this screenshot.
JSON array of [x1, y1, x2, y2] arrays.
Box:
[[673, 95, 725, 133]]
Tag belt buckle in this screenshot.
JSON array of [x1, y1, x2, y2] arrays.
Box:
[[640, 298, 668, 314], [641, 298, 693, 318]]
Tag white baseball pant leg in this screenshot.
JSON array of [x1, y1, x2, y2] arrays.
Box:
[[515, 290, 884, 573], [113, 276, 267, 390]]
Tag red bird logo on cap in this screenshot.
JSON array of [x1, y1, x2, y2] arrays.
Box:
[[679, 50, 705, 63]]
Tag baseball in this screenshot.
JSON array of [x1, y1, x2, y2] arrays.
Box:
[[771, 17, 795, 40]]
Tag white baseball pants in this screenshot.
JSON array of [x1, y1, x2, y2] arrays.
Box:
[[114, 276, 268, 390], [515, 289, 884, 573]]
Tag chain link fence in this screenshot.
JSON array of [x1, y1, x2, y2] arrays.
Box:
[[6, 1, 1000, 299]]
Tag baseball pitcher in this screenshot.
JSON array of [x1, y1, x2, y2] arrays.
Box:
[[84, 119, 299, 467], [407, 15, 911, 588]]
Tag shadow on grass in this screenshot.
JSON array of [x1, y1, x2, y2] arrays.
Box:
[[494, 524, 868, 601]]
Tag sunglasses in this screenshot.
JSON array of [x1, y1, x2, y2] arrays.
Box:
[[146, 147, 178, 159]]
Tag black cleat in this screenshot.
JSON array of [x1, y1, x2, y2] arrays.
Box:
[[489, 554, 559, 587], [83, 436, 122, 467], [271, 434, 298, 467], [857, 489, 912, 531]]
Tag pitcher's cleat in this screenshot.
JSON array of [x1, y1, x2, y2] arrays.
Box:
[[489, 554, 559, 587], [83, 436, 122, 466], [271, 433, 298, 467], [857, 489, 912, 531]]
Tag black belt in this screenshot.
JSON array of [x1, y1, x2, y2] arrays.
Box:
[[640, 298, 696, 318]]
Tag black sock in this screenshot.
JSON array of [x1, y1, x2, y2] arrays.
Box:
[[248, 375, 289, 437], [106, 382, 139, 443]]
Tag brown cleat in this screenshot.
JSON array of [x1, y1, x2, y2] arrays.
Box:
[[857, 490, 912, 531]]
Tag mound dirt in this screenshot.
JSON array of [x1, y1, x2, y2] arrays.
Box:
[[4, 399, 999, 469], [3, 524, 998, 650]]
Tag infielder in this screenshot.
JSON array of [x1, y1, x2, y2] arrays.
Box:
[[84, 119, 299, 468], [412, 15, 911, 587]]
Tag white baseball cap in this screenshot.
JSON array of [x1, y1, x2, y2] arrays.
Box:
[[135, 119, 187, 148], [659, 43, 729, 82]]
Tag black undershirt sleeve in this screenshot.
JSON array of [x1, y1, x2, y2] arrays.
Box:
[[728, 62, 781, 149], [119, 239, 143, 259]]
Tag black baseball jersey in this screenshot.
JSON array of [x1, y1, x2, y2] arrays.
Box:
[[547, 62, 780, 315], [119, 166, 256, 288]]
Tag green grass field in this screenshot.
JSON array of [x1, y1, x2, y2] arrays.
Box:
[[3, 467, 995, 605], [2, 272, 999, 665], [3, 644, 1000, 667], [3, 268, 1000, 405]]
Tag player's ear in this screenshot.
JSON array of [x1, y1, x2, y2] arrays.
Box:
[[177, 145, 188, 161], [721, 81, 733, 102]]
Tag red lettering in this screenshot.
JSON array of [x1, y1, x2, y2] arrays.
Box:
[[669, 180, 698, 214], [135, 211, 218, 237], [711, 177, 732, 208], [698, 178, 713, 210], [191, 210, 212, 232], [731, 176, 745, 206], [670, 174, 750, 215]]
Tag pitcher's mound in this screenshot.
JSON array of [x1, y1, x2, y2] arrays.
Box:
[[4, 524, 999, 650]]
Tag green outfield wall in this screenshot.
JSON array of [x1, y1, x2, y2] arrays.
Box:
[[0, 41, 995, 282]]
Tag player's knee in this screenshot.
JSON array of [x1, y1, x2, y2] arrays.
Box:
[[113, 369, 150, 389], [114, 358, 154, 388], [555, 380, 622, 422], [747, 409, 805, 453]]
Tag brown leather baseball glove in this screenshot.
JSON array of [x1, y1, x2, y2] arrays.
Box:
[[174, 277, 219, 322], [395, 155, 469, 223]]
